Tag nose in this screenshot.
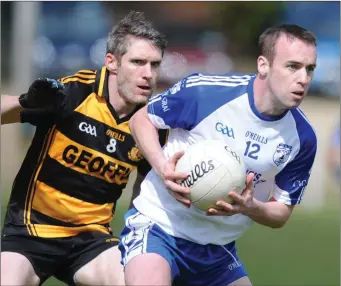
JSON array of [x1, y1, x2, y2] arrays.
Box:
[[298, 68, 309, 87], [142, 63, 153, 80]]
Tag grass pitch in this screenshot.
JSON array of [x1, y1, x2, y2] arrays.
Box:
[[1, 194, 339, 286]]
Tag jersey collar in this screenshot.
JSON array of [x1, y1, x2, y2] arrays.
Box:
[[94, 66, 142, 123], [95, 66, 110, 100]]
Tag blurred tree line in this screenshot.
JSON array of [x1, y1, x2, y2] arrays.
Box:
[[209, 2, 286, 57], [104, 2, 286, 58], [1, 2, 286, 83]]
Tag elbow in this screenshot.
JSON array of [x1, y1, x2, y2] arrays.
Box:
[[270, 222, 285, 229], [129, 112, 140, 139], [269, 218, 288, 229]]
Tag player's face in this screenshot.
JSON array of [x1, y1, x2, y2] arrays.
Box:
[[267, 35, 317, 109], [116, 37, 162, 105]]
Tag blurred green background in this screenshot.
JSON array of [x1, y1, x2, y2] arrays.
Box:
[[1, 1, 340, 285], [1, 171, 339, 286]]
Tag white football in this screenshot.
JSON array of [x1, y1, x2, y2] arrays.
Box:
[[175, 140, 246, 211]]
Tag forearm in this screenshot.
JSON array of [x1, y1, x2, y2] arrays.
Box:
[[1, 95, 23, 125], [129, 106, 167, 176], [243, 199, 293, 228], [129, 172, 145, 209]]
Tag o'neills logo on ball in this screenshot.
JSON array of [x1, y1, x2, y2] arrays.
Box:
[[180, 160, 215, 188]]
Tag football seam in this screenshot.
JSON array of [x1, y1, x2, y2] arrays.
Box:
[[191, 166, 230, 204]]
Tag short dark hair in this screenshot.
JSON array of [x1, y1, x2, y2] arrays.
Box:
[[106, 11, 167, 61], [259, 24, 317, 65]]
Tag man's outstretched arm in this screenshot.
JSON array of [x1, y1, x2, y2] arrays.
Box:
[[129, 106, 166, 176], [1, 78, 65, 125], [1, 95, 23, 125]]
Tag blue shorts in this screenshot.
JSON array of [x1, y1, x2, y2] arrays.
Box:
[[119, 207, 247, 286]]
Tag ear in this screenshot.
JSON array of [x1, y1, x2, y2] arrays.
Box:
[[257, 55, 269, 77], [105, 53, 118, 73]]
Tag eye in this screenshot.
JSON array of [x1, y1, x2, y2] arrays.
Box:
[[132, 60, 145, 66], [151, 61, 161, 69], [287, 64, 298, 70], [306, 66, 316, 73]]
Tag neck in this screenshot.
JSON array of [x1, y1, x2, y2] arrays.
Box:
[[108, 74, 135, 118], [253, 75, 286, 116]]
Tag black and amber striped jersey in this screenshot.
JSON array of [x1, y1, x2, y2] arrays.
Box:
[[3, 66, 166, 238]]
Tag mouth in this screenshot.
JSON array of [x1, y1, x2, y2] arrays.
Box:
[[291, 91, 305, 97], [138, 85, 151, 91], [138, 85, 152, 94], [137, 85, 152, 96]]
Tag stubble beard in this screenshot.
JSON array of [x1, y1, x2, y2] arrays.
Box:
[[119, 85, 150, 106]]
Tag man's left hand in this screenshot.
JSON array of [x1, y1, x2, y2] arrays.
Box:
[[206, 172, 257, 216]]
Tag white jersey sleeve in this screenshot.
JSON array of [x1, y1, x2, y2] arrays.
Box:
[[147, 75, 198, 130], [147, 73, 252, 131], [273, 109, 317, 205]]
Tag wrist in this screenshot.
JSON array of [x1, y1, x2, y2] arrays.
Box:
[[18, 94, 28, 108], [154, 159, 167, 178], [242, 198, 262, 217]]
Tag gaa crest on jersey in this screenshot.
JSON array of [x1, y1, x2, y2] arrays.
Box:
[[128, 146, 143, 162], [273, 143, 292, 166]]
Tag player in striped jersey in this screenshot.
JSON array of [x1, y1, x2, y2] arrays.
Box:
[[1, 11, 166, 286], [120, 24, 318, 285]]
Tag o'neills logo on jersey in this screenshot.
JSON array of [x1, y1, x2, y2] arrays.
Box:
[[180, 160, 215, 188], [128, 146, 143, 162], [106, 129, 126, 142]]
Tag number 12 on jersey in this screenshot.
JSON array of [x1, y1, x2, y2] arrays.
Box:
[[244, 141, 260, 160]]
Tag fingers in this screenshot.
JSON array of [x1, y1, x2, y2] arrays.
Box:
[[161, 151, 188, 181], [207, 208, 231, 216], [162, 150, 192, 207], [205, 173, 256, 217], [162, 152, 188, 181], [49, 79, 64, 90], [246, 172, 254, 188], [206, 201, 241, 216], [33, 78, 64, 90], [163, 169, 191, 207], [238, 173, 254, 199], [169, 151, 185, 165], [165, 171, 188, 181], [164, 179, 190, 195], [168, 190, 191, 208], [206, 208, 239, 216], [227, 191, 245, 205]]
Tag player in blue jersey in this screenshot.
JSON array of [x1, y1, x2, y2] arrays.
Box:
[[118, 24, 318, 285]]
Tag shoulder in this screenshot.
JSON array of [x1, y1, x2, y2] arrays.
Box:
[[289, 108, 317, 148], [163, 72, 254, 99], [182, 72, 255, 101], [287, 109, 317, 164], [58, 69, 98, 110], [60, 69, 97, 84], [59, 69, 97, 94]]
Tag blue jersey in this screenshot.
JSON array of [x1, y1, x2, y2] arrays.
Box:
[[134, 73, 317, 245]]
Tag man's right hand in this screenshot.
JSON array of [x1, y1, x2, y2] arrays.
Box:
[[19, 78, 65, 110], [159, 151, 191, 207]]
